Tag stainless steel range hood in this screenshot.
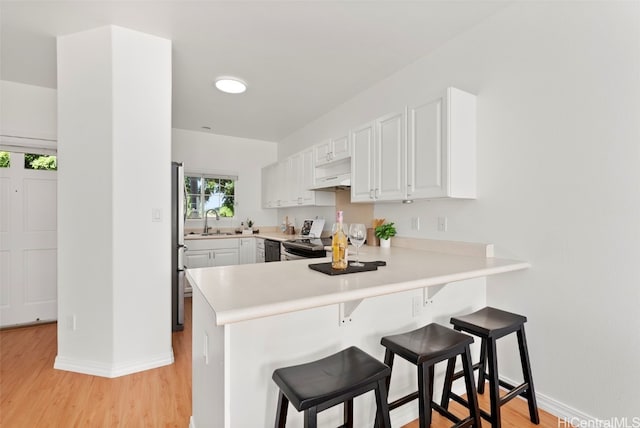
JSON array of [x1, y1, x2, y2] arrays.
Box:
[[310, 172, 350, 190]]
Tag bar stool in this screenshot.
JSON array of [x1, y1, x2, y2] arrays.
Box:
[[441, 307, 539, 428], [379, 323, 482, 428], [272, 346, 392, 428]]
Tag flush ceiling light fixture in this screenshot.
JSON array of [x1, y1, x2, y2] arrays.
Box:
[[214, 76, 247, 94]]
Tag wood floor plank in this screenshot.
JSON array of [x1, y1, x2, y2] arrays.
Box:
[[401, 384, 569, 428], [0, 299, 192, 427]]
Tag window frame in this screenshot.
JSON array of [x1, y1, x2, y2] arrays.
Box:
[[184, 172, 237, 222]]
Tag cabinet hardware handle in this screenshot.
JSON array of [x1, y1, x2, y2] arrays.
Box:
[[324, 176, 338, 181], [375, 188, 379, 198]]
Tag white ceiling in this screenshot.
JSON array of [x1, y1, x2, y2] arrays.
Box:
[[1, 1, 510, 142]]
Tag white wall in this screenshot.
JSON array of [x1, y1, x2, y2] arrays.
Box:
[[172, 128, 278, 229], [0, 80, 57, 141], [56, 26, 173, 377], [279, 2, 640, 421]]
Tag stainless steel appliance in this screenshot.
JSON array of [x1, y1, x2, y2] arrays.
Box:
[[281, 218, 329, 260], [171, 162, 186, 331], [264, 239, 281, 262], [282, 237, 331, 260]]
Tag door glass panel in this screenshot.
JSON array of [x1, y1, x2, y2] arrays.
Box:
[[24, 153, 57, 170], [0, 152, 9, 168]]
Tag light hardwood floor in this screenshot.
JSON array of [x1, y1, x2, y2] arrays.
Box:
[[400, 388, 564, 428], [2, 299, 563, 427], [0, 299, 192, 427]]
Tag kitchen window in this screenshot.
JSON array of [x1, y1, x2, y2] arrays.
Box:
[[185, 174, 236, 219]]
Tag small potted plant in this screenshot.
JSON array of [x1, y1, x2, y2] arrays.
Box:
[[244, 218, 254, 235], [374, 222, 396, 248]]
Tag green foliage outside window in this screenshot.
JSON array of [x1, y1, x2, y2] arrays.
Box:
[[0, 152, 9, 168], [185, 175, 235, 219], [25, 153, 57, 170]]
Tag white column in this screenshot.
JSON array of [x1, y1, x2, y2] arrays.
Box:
[[55, 25, 172, 377]]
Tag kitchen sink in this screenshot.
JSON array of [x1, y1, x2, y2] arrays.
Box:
[[201, 232, 233, 236]]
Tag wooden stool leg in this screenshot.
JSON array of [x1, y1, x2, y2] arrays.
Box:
[[275, 391, 288, 428], [375, 379, 392, 428], [477, 338, 487, 394], [383, 348, 394, 396], [344, 399, 353, 428], [417, 362, 432, 428], [440, 356, 457, 409], [304, 407, 317, 428], [462, 345, 482, 428], [486, 338, 501, 428], [517, 327, 540, 424], [375, 349, 395, 428]]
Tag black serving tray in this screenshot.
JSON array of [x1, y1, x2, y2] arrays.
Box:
[[308, 261, 382, 276]]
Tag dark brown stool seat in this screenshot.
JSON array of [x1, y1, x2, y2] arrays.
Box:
[[272, 346, 392, 428], [379, 323, 482, 428], [441, 307, 540, 428]]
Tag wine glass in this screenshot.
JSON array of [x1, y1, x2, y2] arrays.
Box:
[[348, 223, 367, 267]]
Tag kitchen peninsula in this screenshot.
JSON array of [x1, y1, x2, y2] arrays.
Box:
[[187, 238, 530, 428]]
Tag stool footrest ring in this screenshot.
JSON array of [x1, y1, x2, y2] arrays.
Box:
[[388, 391, 419, 411]]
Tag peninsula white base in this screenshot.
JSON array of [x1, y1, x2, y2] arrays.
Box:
[[192, 277, 486, 428]]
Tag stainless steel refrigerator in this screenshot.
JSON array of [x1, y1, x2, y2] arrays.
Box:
[[171, 162, 185, 331]]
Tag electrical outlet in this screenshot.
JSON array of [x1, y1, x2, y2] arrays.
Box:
[[412, 296, 423, 317], [68, 314, 77, 331], [203, 333, 209, 365], [437, 216, 448, 232]]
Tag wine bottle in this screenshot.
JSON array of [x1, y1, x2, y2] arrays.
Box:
[[331, 211, 348, 270]]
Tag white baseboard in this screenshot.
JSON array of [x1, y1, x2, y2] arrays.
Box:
[[501, 375, 597, 426], [54, 350, 175, 378]]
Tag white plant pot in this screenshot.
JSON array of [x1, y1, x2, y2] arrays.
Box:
[[380, 238, 391, 248]]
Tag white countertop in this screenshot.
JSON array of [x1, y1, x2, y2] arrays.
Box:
[[186, 242, 530, 326]]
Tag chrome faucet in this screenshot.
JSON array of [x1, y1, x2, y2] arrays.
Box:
[[203, 208, 220, 235]]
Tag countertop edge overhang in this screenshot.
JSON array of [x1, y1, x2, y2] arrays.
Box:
[[186, 243, 531, 327]]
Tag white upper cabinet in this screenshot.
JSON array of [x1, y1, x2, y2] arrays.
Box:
[[350, 111, 406, 202], [376, 111, 406, 201], [351, 87, 476, 203], [350, 122, 376, 202], [314, 134, 350, 166], [288, 149, 335, 206], [407, 87, 476, 199], [261, 148, 334, 209], [261, 163, 277, 208]]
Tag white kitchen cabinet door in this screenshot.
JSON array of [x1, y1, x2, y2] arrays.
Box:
[[350, 111, 405, 203], [261, 163, 276, 208], [375, 111, 406, 201], [314, 135, 350, 166], [350, 121, 376, 202], [275, 160, 288, 207], [299, 149, 315, 204], [313, 140, 332, 166], [213, 249, 239, 267], [239, 238, 256, 264], [330, 135, 350, 163], [407, 87, 476, 199], [262, 161, 288, 208], [184, 250, 212, 269]]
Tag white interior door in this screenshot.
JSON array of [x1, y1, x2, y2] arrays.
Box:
[[0, 152, 57, 327]]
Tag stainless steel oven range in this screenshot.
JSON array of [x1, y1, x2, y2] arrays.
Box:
[[281, 238, 331, 261]]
